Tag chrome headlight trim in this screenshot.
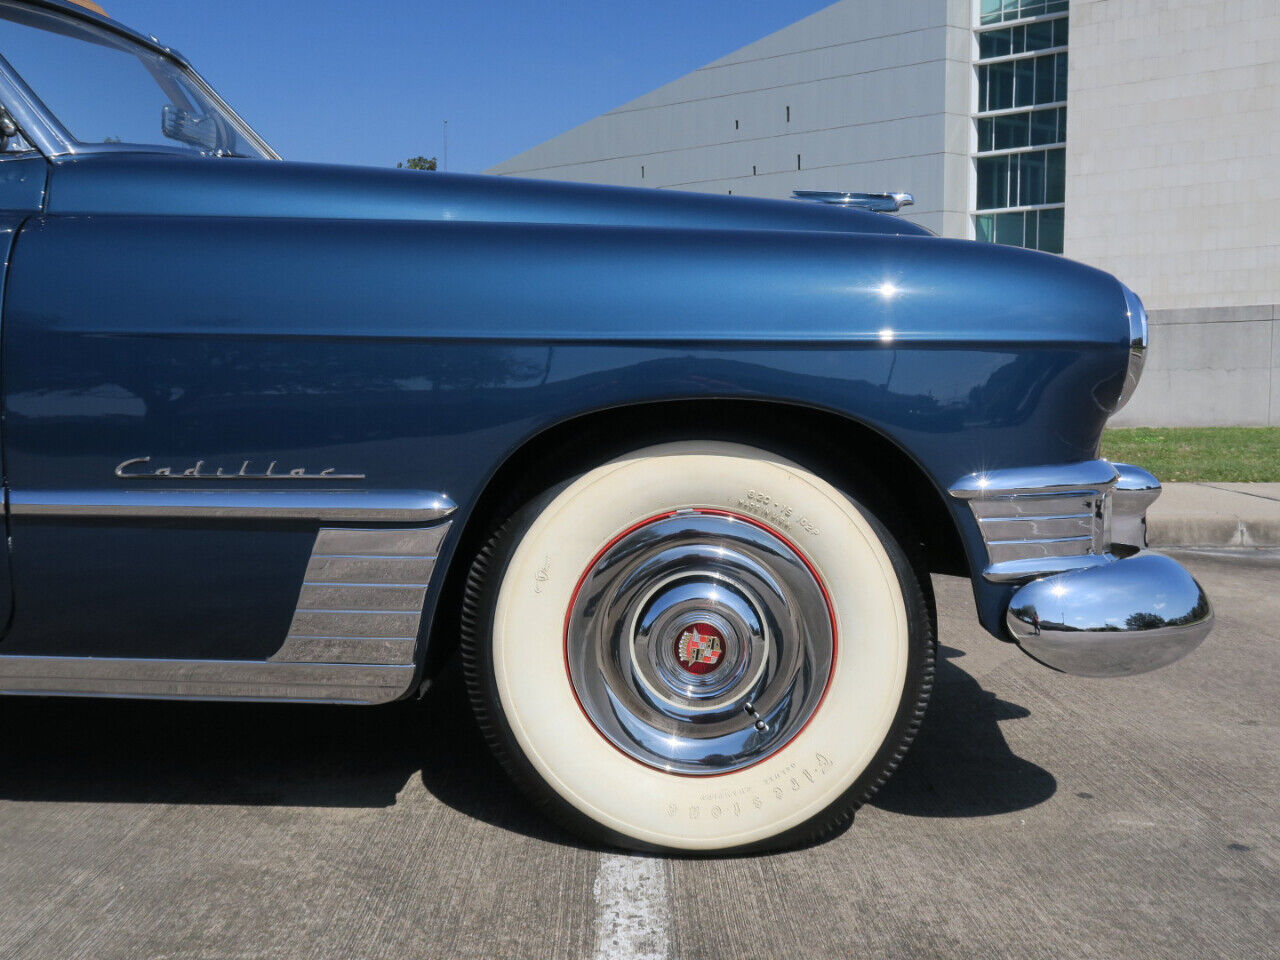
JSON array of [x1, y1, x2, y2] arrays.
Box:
[[1114, 285, 1149, 412]]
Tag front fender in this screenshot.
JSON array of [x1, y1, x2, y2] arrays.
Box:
[[6, 213, 1130, 661]]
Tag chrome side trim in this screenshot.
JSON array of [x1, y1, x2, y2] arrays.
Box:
[[0, 656, 414, 704], [271, 524, 450, 666], [10, 489, 457, 523], [1006, 552, 1212, 677], [951, 461, 1118, 581]]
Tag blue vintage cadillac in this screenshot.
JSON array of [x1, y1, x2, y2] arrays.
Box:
[[0, 0, 1212, 853]]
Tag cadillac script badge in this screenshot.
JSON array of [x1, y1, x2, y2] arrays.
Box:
[[115, 457, 366, 480]]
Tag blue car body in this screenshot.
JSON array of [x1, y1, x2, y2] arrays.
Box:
[[0, 0, 1210, 704]]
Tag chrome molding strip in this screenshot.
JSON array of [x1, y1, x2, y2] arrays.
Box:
[[271, 524, 451, 666], [949, 460, 1120, 499], [985, 533, 1095, 566], [0, 656, 414, 704], [792, 190, 914, 212], [0, 52, 76, 157], [984, 553, 1113, 582], [10, 490, 457, 523]]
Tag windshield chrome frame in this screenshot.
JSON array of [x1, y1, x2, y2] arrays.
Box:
[[0, 0, 279, 160]]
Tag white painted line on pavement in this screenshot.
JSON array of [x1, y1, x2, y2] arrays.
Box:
[[592, 853, 672, 960]]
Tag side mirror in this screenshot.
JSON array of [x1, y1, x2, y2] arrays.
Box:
[[161, 103, 222, 153]]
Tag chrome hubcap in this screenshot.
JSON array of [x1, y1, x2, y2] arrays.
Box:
[[565, 510, 835, 775]]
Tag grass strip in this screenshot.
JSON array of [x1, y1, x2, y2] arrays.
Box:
[[1101, 427, 1280, 482]]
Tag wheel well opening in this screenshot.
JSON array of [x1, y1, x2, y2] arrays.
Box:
[[424, 399, 965, 675]]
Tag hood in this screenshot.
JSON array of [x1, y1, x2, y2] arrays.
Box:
[[45, 154, 933, 238]]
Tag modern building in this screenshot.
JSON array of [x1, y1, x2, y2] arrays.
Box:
[[490, 0, 1280, 427]]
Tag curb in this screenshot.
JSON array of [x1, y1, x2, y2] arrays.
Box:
[[1148, 517, 1280, 548], [1146, 483, 1280, 548]]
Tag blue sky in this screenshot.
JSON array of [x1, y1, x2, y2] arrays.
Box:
[[101, 1, 830, 173]]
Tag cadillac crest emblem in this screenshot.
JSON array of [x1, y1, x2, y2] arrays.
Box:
[[675, 622, 726, 675]]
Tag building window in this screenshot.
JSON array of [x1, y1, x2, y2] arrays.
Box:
[[974, 208, 1063, 252], [976, 51, 1067, 111], [976, 148, 1065, 209], [978, 15, 1067, 58], [976, 105, 1065, 152], [980, 0, 1067, 26], [973, 5, 1067, 253]]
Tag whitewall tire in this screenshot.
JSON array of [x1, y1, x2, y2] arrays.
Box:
[[462, 441, 934, 853]]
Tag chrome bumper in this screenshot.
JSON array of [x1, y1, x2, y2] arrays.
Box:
[[952, 461, 1213, 677], [1004, 552, 1212, 677]]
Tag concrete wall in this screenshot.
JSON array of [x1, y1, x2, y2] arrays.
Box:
[[1116, 306, 1279, 427], [488, 0, 974, 237], [1065, 0, 1280, 426]]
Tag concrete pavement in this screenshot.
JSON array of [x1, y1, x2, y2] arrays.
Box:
[[0, 550, 1274, 960]]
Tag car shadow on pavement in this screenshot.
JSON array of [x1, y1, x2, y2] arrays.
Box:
[[0, 645, 1052, 838], [412, 659, 589, 847], [0, 659, 580, 845], [870, 645, 1057, 817], [0, 690, 424, 808]]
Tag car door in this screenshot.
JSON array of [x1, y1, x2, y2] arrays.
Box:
[[0, 3, 452, 701], [0, 206, 316, 662], [0, 149, 45, 641], [0, 193, 465, 668]]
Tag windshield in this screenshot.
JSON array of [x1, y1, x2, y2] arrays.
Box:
[[0, 1, 271, 158]]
